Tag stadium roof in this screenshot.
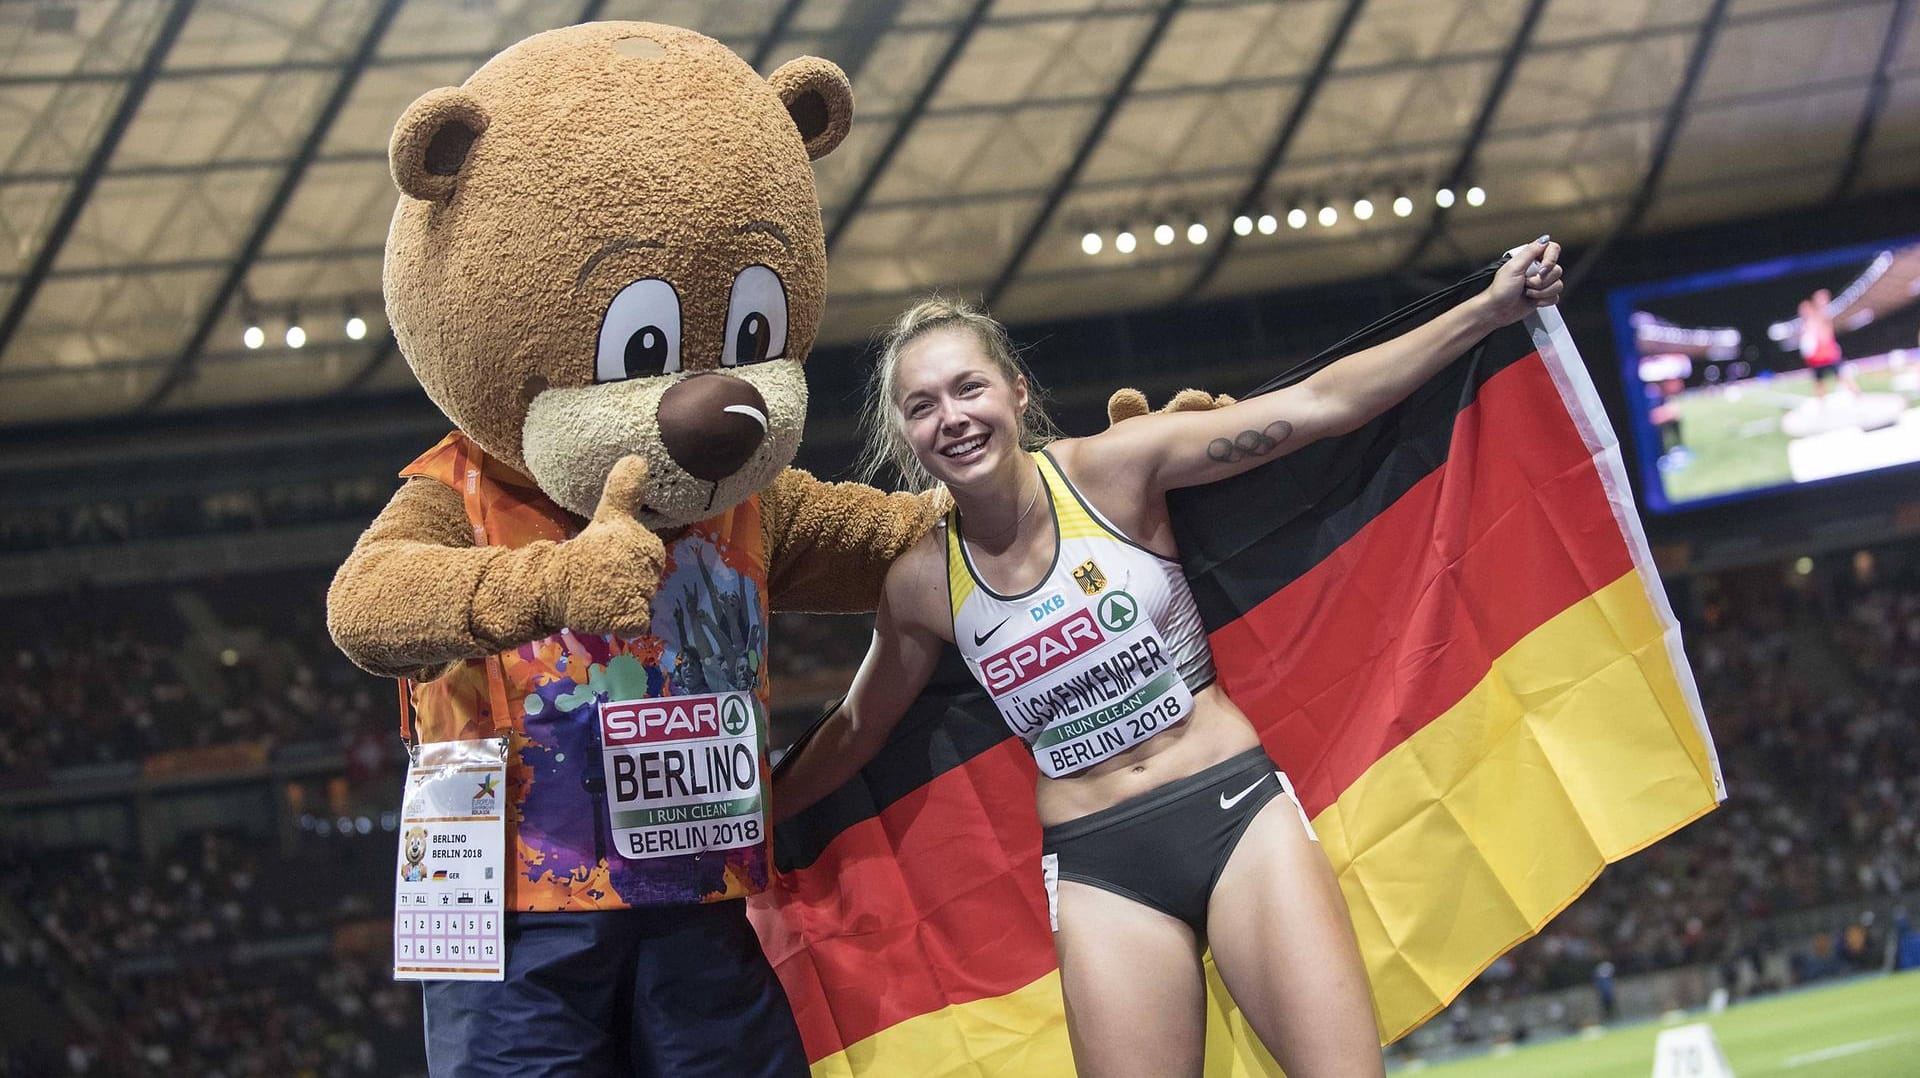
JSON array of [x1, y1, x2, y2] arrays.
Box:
[[2, 0, 1916, 429]]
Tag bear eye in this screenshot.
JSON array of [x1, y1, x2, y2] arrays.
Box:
[[596, 278, 682, 382], [721, 265, 788, 367]]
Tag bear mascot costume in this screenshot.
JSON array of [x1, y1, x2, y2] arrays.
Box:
[[325, 21, 942, 1076]]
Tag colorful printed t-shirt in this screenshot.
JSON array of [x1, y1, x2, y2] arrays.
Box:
[[400, 432, 771, 911]]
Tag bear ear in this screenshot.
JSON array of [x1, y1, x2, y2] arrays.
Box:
[[389, 86, 490, 202], [769, 57, 853, 161]]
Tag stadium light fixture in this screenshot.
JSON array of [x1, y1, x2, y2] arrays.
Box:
[[1081, 230, 1103, 256], [1256, 213, 1277, 235], [1287, 207, 1308, 230], [1317, 204, 1338, 227], [1153, 222, 1176, 246], [1353, 196, 1374, 221], [1187, 221, 1208, 245], [345, 309, 368, 340], [1435, 186, 1456, 208], [1465, 185, 1486, 207], [1392, 193, 1414, 217], [243, 324, 265, 350], [1115, 229, 1137, 254], [1233, 214, 1254, 237], [285, 312, 306, 350]]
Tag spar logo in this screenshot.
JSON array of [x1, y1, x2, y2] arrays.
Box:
[[600, 693, 750, 747], [1097, 590, 1138, 632], [980, 610, 1105, 692], [720, 696, 751, 736]]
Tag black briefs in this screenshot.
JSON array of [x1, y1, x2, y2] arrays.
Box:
[[1039, 746, 1317, 936]]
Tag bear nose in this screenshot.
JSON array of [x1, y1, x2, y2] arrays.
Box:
[[658, 373, 769, 483]]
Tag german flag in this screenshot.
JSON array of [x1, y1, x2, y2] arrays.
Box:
[[750, 264, 1724, 1074]]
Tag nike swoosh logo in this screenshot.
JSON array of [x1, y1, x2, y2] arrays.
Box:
[[973, 617, 1011, 648], [1219, 773, 1272, 811]]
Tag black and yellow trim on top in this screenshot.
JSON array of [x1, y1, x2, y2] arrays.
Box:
[[944, 450, 1140, 621]]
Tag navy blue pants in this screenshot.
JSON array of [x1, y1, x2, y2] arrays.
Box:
[[422, 902, 808, 1077]]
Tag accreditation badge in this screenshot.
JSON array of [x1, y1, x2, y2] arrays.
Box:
[[598, 690, 765, 860], [392, 737, 507, 982]]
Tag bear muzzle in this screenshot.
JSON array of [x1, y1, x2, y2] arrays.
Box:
[[657, 372, 770, 482]]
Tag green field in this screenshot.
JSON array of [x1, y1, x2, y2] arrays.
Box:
[[1400, 970, 1920, 1077], [1659, 367, 1917, 504]]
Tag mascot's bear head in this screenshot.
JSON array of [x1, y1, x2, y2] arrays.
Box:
[[383, 21, 851, 529]]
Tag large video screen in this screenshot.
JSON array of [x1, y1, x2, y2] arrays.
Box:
[[1609, 236, 1920, 513]]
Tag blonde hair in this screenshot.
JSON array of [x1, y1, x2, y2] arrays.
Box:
[[856, 296, 1060, 491]]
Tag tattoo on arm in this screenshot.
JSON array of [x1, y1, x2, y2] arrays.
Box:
[[1206, 419, 1295, 463]]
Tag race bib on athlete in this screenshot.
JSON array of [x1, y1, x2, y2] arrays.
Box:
[[973, 588, 1193, 777], [393, 737, 507, 982], [598, 691, 765, 860]]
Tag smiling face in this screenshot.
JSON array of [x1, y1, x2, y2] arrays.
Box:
[[383, 23, 848, 526], [894, 326, 1031, 492]]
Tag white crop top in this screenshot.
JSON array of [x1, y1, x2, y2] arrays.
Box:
[[946, 450, 1217, 777]]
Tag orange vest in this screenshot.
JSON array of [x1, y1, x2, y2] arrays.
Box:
[[399, 432, 772, 911]]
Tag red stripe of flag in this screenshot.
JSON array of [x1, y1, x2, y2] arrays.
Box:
[[756, 740, 1054, 1060], [1210, 353, 1635, 818]]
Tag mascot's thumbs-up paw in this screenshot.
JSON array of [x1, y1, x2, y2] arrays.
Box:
[[1105, 387, 1236, 426], [544, 456, 667, 638]]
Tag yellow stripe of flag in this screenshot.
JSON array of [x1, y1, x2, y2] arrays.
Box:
[[1317, 568, 1718, 1042], [807, 971, 1074, 1077]]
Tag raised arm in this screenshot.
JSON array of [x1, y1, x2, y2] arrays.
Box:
[[1079, 238, 1564, 498], [771, 538, 949, 823]]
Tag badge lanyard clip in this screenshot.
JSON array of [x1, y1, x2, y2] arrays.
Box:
[[398, 680, 421, 767]]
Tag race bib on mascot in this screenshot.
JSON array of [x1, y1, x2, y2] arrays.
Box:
[[598, 691, 766, 859]]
